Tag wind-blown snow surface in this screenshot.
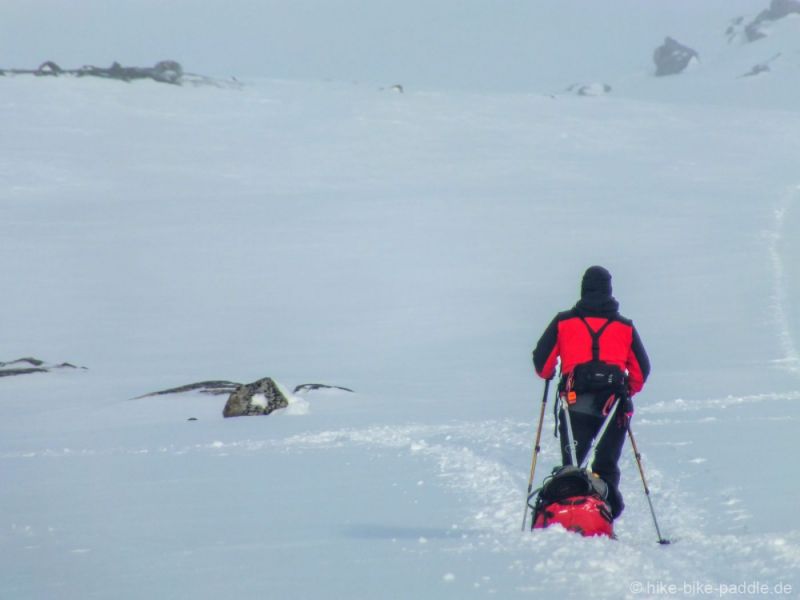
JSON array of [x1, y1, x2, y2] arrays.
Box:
[[2, 69, 800, 598]]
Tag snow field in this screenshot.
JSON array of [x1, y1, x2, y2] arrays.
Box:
[[3, 16, 800, 595]]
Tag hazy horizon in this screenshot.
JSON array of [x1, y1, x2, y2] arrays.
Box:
[[2, 0, 767, 91]]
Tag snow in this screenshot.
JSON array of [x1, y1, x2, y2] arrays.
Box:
[[2, 2, 800, 598]]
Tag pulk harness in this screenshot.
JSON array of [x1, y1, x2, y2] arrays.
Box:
[[554, 314, 628, 437]]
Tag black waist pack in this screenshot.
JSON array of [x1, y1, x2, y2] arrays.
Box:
[[571, 360, 626, 394], [569, 315, 628, 394]]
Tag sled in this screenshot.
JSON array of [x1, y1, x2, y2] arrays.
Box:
[[528, 393, 620, 538], [529, 465, 614, 538]]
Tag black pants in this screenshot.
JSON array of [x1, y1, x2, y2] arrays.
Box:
[[558, 403, 627, 519]]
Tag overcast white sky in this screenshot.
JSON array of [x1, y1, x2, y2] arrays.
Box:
[[1, 0, 766, 91]]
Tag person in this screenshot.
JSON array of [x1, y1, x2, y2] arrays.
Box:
[[532, 266, 650, 519]]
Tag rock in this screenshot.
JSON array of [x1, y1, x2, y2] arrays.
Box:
[[0, 357, 46, 367], [0, 357, 87, 378], [565, 83, 612, 97], [293, 383, 354, 393], [51, 362, 87, 371], [653, 37, 699, 77], [12, 60, 187, 85], [152, 60, 183, 84], [223, 377, 289, 418], [726, 16, 746, 39], [0, 368, 49, 378], [84, 60, 185, 84], [36, 61, 62, 76], [738, 52, 782, 78], [745, 0, 800, 41], [727, 16, 750, 42], [3, 60, 239, 88], [740, 63, 771, 77], [134, 380, 241, 399], [770, 0, 800, 17]]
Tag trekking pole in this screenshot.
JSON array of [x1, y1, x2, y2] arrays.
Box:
[[560, 395, 579, 467], [627, 426, 671, 545], [579, 397, 620, 470], [521, 378, 550, 532]]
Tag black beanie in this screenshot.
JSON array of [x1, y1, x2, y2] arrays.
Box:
[[581, 266, 612, 298]]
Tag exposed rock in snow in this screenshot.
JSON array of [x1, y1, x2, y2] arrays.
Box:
[[223, 377, 289, 417], [378, 84, 405, 94], [36, 61, 62, 76], [737, 53, 782, 78], [726, 16, 747, 42], [653, 37, 700, 77], [134, 380, 241, 399], [0, 357, 87, 378], [744, 0, 800, 42], [134, 379, 330, 415], [0, 357, 46, 368], [0, 367, 49, 378], [565, 82, 612, 97], [0, 60, 240, 88], [741, 63, 771, 77], [79, 60, 184, 84], [293, 383, 354, 394], [0, 60, 184, 84]]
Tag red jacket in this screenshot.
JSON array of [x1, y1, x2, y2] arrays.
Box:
[[533, 308, 650, 396]]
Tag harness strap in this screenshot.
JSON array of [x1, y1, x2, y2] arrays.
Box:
[[555, 315, 618, 439], [554, 315, 617, 439], [577, 315, 615, 361]]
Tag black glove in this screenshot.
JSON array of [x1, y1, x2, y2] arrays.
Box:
[[617, 394, 634, 428]]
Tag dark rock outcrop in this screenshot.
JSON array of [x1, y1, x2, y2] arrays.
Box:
[[134, 380, 241, 399], [1, 357, 46, 367], [2, 60, 241, 89], [223, 377, 289, 418], [0, 357, 87, 378], [77, 60, 184, 84], [737, 52, 782, 78], [745, 0, 800, 41], [740, 63, 771, 77], [0, 368, 49, 378], [653, 37, 700, 76], [293, 383, 354, 393], [565, 83, 612, 97], [36, 61, 62, 75], [151, 60, 183, 84], [3, 60, 186, 85]]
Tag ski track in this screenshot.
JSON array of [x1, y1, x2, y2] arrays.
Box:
[[767, 185, 800, 375], [4, 411, 800, 598]]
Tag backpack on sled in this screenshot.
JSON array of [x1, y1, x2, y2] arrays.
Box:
[[529, 466, 614, 537]]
